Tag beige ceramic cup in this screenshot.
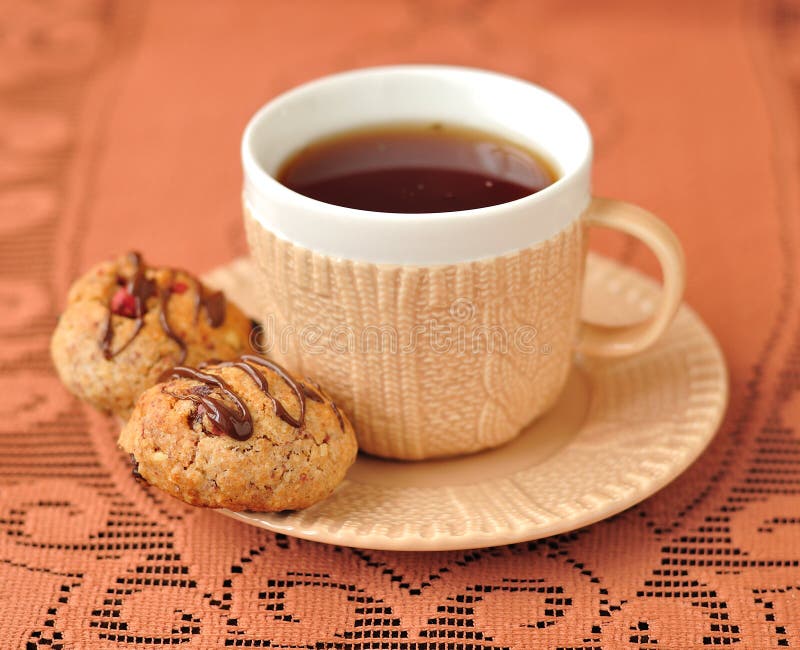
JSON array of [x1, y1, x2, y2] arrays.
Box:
[[242, 66, 685, 460]]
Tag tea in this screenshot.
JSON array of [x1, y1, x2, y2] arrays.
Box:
[[277, 123, 557, 213]]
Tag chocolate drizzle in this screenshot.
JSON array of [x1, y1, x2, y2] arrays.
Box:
[[158, 271, 187, 363], [194, 281, 226, 327], [209, 354, 305, 428], [165, 366, 253, 440], [100, 252, 226, 361], [162, 355, 346, 441], [101, 252, 156, 359], [301, 383, 324, 403]]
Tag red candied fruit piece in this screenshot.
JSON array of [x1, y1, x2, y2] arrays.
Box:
[[110, 287, 137, 318], [171, 281, 188, 294]]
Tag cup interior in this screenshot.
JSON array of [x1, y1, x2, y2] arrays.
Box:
[[246, 66, 590, 185]]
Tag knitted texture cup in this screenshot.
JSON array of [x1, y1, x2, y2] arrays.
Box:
[[241, 66, 686, 459]]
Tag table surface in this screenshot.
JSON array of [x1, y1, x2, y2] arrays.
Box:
[[3, 0, 799, 647]]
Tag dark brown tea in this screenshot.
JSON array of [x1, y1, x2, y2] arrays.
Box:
[[277, 123, 557, 213]]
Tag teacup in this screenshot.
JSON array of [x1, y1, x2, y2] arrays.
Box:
[[242, 65, 685, 460]]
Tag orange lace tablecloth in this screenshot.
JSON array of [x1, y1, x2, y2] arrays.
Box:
[[3, 1, 799, 647]]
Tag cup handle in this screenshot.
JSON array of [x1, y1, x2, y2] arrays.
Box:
[[577, 197, 686, 358]]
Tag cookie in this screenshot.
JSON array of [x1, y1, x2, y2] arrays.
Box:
[[51, 251, 253, 417], [118, 354, 358, 511]]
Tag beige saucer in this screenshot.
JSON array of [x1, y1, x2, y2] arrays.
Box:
[[204, 254, 728, 551]]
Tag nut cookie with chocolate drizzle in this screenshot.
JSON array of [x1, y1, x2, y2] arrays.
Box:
[[118, 355, 358, 511], [51, 252, 254, 417]]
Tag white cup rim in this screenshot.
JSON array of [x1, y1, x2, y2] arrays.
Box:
[[242, 65, 593, 265]]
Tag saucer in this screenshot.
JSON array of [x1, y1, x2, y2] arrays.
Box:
[[204, 254, 728, 551]]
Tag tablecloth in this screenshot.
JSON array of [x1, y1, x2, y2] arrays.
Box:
[[2, 0, 799, 647]]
